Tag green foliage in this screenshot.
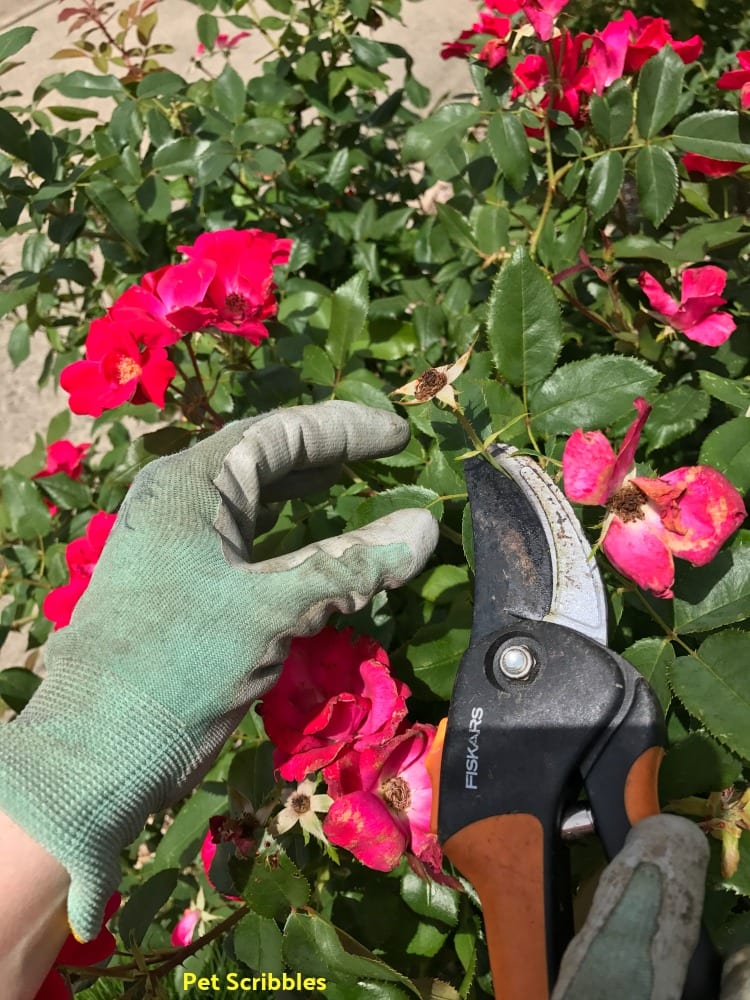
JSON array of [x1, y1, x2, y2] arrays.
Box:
[[1, 0, 750, 993]]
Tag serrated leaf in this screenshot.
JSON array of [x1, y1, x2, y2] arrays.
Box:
[[621, 637, 674, 711], [152, 782, 227, 870], [642, 385, 710, 452], [673, 541, 750, 634], [407, 624, 471, 700], [668, 632, 750, 759], [699, 372, 750, 414], [336, 373, 394, 411], [36, 473, 91, 511], [233, 851, 309, 918], [1, 470, 51, 539], [487, 246, 562, 388], [55, 70, 124, 99], [636, 146, 678, 227], [488, 113, 531, 191], [118, 869, 178, 947], [214, 62, 246, 123], [401, 871, 459, 926], [407, 922, 449, 957], [227, 742, 275, 810], [327, 272, 369, 369], [349, 486, 442, 530], [435, 204, 477, 251], [659, 732, 742, 800], [699, 418, 750, 492], [0, 107, 30, 160], [636, 47, 685, 138], [302, 344, 336, 386], [233, 913, 283, 974], [673, 111, 750, 163], [529, 356, 661, 436], [589, 79, 633, 146], [0, 25, 36, 62], [586, 151, 624, 220], [402, 104, 480, 163]]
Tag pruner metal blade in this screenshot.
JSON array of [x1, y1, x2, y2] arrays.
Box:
[[467, 444, 607, 645]]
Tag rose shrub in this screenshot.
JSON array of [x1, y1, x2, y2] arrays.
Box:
[[1, 0, 750, 995]]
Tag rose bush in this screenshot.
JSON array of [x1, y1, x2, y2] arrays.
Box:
[[1, 0, 750, 995]]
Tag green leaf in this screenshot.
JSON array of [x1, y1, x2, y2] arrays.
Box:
[[336, 373, 394, 411], [402, 104, 480, 163], [699, 418, 750, 493], [659, 732, 741, 800], [0, 25, 36, 62], [699, 371, 750, 415], [7, 322, 30, 366], [1, 471, 51, 540], [152, 782, 227, 870], [529, 356, 661, 436], [86, 180, 145, 251], [435, 204, 477, 252], [621, 637, 673, 712], [586, 151, 624, 221], [214, 63, 246, 123], [401, 871, 459, 926], [0, 668, 41, 713], [235, 117, 289, 145], [152, 137, 234, 186], [486, 246, 562, 388], [407, 623, 470, 700], [406, 922, 449, 957], [36, 473, 91, 511], [196, 12, 220, 50], [118, 869, 178, 947], [327, 272, 369, 369], [55, 70, 124, 99], [589, 79, 633, 146], [673, 111, 750, 163], [673, 541, 750, 634], [350, 486, 442, 530], [668, 632, 750, 759], [487, 113, 531, 191], [283, 911, 418, 993], [140, 426, 194, 457], [227, 741, 275, 810], [642, 385, 710, 452], [0, 107, 30, 160], [636, 146, 678, 227], [233, 913, 283, 975], [302, 344, 336, 386], [136, 70, 186, 98], [636, 48, 685, 138], [235, 850, 310, 918]]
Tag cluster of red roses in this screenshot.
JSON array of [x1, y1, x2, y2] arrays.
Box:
[[60, 228, 292, 418], [442, 2, 748, 178]]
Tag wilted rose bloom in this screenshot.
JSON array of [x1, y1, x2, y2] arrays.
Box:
[[178, 229, 292, 342], [60, 314, 177, 416], [323, 725, 442, 873], [717, 50, 750, 108], [259, 627, 410, 782], [682, 153, 745, 178], [562, 398, 746, 598], [171, 907, 201, 947], [33, 893, 120, 1000], [639, 266, 736, 347], [43, 511, 117, 629]]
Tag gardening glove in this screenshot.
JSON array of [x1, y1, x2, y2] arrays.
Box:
[[0, 401, 439, 941], [553, 814, 748, 1000]]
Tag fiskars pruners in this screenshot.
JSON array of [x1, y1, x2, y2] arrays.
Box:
[[424, 445, 720, 999]]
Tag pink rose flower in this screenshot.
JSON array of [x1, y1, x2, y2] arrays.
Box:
[[195, 30, 251, 57], [259, 627, 410, 782], [682, 153, 745, 178], [618, 11, 702, 72], [323, 725, 442, 873], [562, 398, 746, 598], [512, 31, 593, 128], [33, 440, 90, 516], [639, 266, 736, 347], [177, 228, 292, 343], [520, 0, 569, 42], [171, 908, 201, 947], [60, 314, 177, 416], [43, 511, 117, 629], [118, 257, 217, 337], [717, 50, 750, 108]]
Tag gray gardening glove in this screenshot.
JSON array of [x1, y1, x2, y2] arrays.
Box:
[[0, 401, 439, 940]]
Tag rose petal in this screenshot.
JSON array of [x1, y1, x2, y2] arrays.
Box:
[[323, 791, 406, 871], [659, 466, 746, 565], [603, 511, 675, 599], [562, 429, 617, 504]]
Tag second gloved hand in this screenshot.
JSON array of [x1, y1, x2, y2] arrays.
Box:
[[0, 401, 439, 940]]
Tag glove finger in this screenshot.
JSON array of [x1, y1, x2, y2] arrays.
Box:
[[552, 814, 708, 1000], [250, 507, 438, 644], [721, 944, 750, 1000], [214, 401, 409, 562], [259, 464, 342, 504]]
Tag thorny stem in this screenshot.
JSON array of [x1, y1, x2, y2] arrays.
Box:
[[556, 283, 619, 335], [529, 117, 557, 261]]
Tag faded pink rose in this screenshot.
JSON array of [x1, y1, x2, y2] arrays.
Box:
[[323, 724, 442, 873], [639, 266, 736, 347], [259, 627, 410, 782], [43, 511, 117, 629], [171, 908, 201, 947], [178, 229, 292, 342], [563, 398, 746, 598]]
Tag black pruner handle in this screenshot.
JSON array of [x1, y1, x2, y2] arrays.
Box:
[[581, 663, 721, 1000]]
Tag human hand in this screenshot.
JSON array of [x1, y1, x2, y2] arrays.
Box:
[[0, 401, 438, 940]]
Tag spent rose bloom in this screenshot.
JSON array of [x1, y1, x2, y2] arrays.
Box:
[[562, 398, 746, 598], [275, 779, 333, 841], [171, 907, 201, 947], [323, 725, 442, 873], [178, 229, 292, 342], [717, 50, 750, 108], [639, 266, 736, 347], [33, 893, 120, 1000], [43, 511, 117, 629], [259, 627, 410, 782]]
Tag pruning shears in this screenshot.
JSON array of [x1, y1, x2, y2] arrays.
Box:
[[424, 445, 720, 999]]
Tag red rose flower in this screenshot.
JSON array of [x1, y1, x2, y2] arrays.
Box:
[[43, 511, 117, 629]]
